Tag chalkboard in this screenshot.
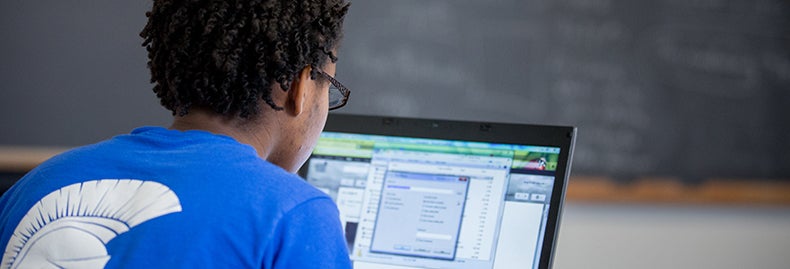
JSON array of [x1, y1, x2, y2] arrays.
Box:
[[333, 0, 790, 182], [1, 0, 788, 183]]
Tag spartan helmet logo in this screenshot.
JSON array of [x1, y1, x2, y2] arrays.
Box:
[[2, 179, 182, 269]]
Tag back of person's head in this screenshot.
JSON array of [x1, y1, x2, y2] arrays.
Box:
[[140, 0, 350, 119]]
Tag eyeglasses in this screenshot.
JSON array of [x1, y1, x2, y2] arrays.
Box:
[[319, 70, 351, 110]]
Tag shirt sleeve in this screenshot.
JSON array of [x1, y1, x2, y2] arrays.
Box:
[[268, 197, 352, 269]]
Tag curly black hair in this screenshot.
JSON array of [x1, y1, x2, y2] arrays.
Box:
[[140, 0, 350, 118]]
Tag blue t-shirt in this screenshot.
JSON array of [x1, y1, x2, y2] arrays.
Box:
[[0, 127, 352, 268]]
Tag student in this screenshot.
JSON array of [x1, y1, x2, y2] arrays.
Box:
[[0, 0, 352, 268]]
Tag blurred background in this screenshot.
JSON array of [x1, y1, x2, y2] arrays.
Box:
[[1, 0, 788, 268]]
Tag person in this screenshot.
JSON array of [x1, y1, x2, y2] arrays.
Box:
[[0, 0, 352, 268]]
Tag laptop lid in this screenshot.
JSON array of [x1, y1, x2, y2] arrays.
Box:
[[299, 114, 576, 269]]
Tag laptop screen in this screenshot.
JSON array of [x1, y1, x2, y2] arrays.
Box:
[[299, 114, 575, 269]]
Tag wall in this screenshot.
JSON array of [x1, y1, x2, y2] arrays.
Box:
[[555, 202, 790, 269]]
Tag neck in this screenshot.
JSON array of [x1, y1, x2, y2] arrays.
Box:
[[170, 108, 278, 161]]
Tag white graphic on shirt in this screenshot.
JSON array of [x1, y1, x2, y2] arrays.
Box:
[[1, 179, 182, 269]]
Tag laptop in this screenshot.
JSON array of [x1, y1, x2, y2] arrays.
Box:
[[299, 114, 576, 269]]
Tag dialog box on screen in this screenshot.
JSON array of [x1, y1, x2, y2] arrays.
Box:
[[370, 171, 470, 260]]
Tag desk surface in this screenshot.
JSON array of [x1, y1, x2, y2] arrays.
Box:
[[1, 146, 788, 205]]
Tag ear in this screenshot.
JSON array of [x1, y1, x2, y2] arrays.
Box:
[[286, 66, 313, 116]]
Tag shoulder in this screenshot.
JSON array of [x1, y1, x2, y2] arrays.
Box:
[[265, 195, 351, 269], [239, 160, 330, 211]]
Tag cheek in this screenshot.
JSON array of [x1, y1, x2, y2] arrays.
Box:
[[307, 103, 328, 147], [312, 87, 329, 137], [291, 103, 328, 171]]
